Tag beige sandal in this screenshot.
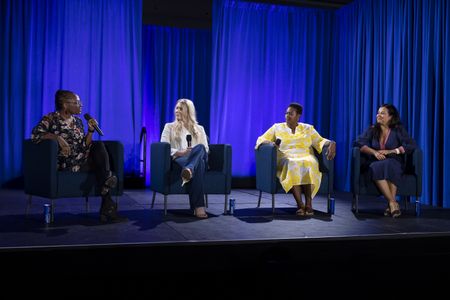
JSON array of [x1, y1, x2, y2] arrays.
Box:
[[305, 206, 314, 216], [389, 201, 401, 218]]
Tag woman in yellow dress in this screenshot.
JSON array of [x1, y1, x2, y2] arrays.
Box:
[[255, 103, 336, 216]]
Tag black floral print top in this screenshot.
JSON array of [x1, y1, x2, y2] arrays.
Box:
[[31, 112, 91, 172]]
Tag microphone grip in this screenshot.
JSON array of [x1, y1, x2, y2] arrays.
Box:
[[275, 138, 281, 146], [84, 113, 104, 136], [186, 134, 192, 147]]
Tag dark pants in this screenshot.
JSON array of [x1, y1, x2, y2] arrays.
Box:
[[174, 144, 208, 209], [81, 141, 112, 189]]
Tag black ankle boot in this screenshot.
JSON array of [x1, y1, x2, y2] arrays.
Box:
[[101, 174, 117, 196], [100, 195, 127, 223]]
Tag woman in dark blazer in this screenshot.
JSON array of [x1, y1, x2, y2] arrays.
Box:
[[354, 104, 417, 218]]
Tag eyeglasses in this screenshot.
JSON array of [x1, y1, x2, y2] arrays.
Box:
[[66, 101, 82, 106]]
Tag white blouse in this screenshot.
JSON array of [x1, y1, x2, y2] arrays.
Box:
[[160, 122, 209, 157]]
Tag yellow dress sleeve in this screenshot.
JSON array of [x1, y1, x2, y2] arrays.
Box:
[[255, 124, 276, 149], [310, 125, 328, 153]]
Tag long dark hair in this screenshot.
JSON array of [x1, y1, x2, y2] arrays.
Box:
[[373, 103, 401, 138]]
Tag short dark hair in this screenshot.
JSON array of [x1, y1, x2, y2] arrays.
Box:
[[288, 102, 303, 115], [55, 90, 76, 111]]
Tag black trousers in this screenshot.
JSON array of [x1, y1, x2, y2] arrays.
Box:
[[174, 144, 208, 209], [81, 141, 112, 189]]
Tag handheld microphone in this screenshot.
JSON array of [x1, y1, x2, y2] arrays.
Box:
[[186, 134, 192, 147], [275, 138, 281, 146], [84, 113, 104, 136]]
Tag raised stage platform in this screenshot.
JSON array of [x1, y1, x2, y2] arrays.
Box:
[[1, 189, 450, 279]]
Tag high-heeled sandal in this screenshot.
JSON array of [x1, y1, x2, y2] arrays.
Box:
[[384, 207, 391, 216], [389, 201, 401, 218]]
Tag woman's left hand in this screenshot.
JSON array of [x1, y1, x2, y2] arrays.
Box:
[[378, 150, 393, 155], [326, 141, 336, 160]]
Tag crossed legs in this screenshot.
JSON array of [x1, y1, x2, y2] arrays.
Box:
[[175, 144, 208, 218], [374, 179, 401, 217]]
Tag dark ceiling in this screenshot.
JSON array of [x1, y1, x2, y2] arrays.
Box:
[[142, 0, 354, 28]]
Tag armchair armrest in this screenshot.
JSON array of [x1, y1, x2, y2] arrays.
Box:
[[208, 144, 232, 193], [315, 144, 333, 173], [150, 142, 172, 192], [315, 144, 334, 193], [208, 144, 231, 173], [352, 147, 361, 194], [255, 143, 277, 193], [23, 139, 58, 198]]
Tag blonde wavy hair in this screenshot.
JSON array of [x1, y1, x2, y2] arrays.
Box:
[[173, 98, 200, 143]]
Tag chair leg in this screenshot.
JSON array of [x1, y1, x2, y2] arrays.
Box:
[[224, 194, 228, 215], [26, 195, 32, 217], [404, 196, 409, 211], [272, 194, 275, 214], [50, 200, 55, 223], [352, 194, 359, 213], [164, 195, 167, 216], [257, 190, 262, 208], [151, 191, 156, 208], [205, 194, 209, 208], [85, 197, 89, 214], [415, 197, 421, 217]]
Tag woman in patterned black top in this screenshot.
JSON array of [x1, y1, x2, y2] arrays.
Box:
[[31, 90, 126, 223]]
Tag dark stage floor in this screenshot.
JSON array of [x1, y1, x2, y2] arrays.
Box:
[[1, 188, 450, 278]]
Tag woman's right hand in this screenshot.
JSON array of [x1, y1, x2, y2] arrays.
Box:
[[373, 151, 386, 160], [176, 147, 192, 157], [57, 136, 71, 157]]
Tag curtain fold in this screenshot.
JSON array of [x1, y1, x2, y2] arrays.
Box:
[[212, 0, 450, 207], [211, 0, 335, 177], [142, 25, 211, 185], [0, 0, 142, 186], [332, 0, 450, 207]]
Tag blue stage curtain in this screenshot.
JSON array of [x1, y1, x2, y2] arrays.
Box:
[[142, 25, 211, 185], [332, 0, 450, 207], [211, 0, 335, 177], [0, 0, 142, 186]]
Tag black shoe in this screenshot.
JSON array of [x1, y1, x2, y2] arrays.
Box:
[[99, 205, 128, 223], [100, 194, 127, 223], [99, 211, 128, 223]]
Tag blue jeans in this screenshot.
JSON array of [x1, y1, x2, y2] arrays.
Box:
[[174, 144, 208, 209]]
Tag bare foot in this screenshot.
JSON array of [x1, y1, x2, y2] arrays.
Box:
[[194, 207, 208, 219]]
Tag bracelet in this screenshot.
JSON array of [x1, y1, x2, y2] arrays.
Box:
[[395, 148, 400, 154]]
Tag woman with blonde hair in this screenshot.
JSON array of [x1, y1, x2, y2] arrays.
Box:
[[161, 99, 209, 218]]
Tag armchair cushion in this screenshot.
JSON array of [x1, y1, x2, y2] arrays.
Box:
[[256, 143, 333, 195], [351, 147, 422, 197], [150, 142, 232, 195], [23, 139, 124, 199]]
